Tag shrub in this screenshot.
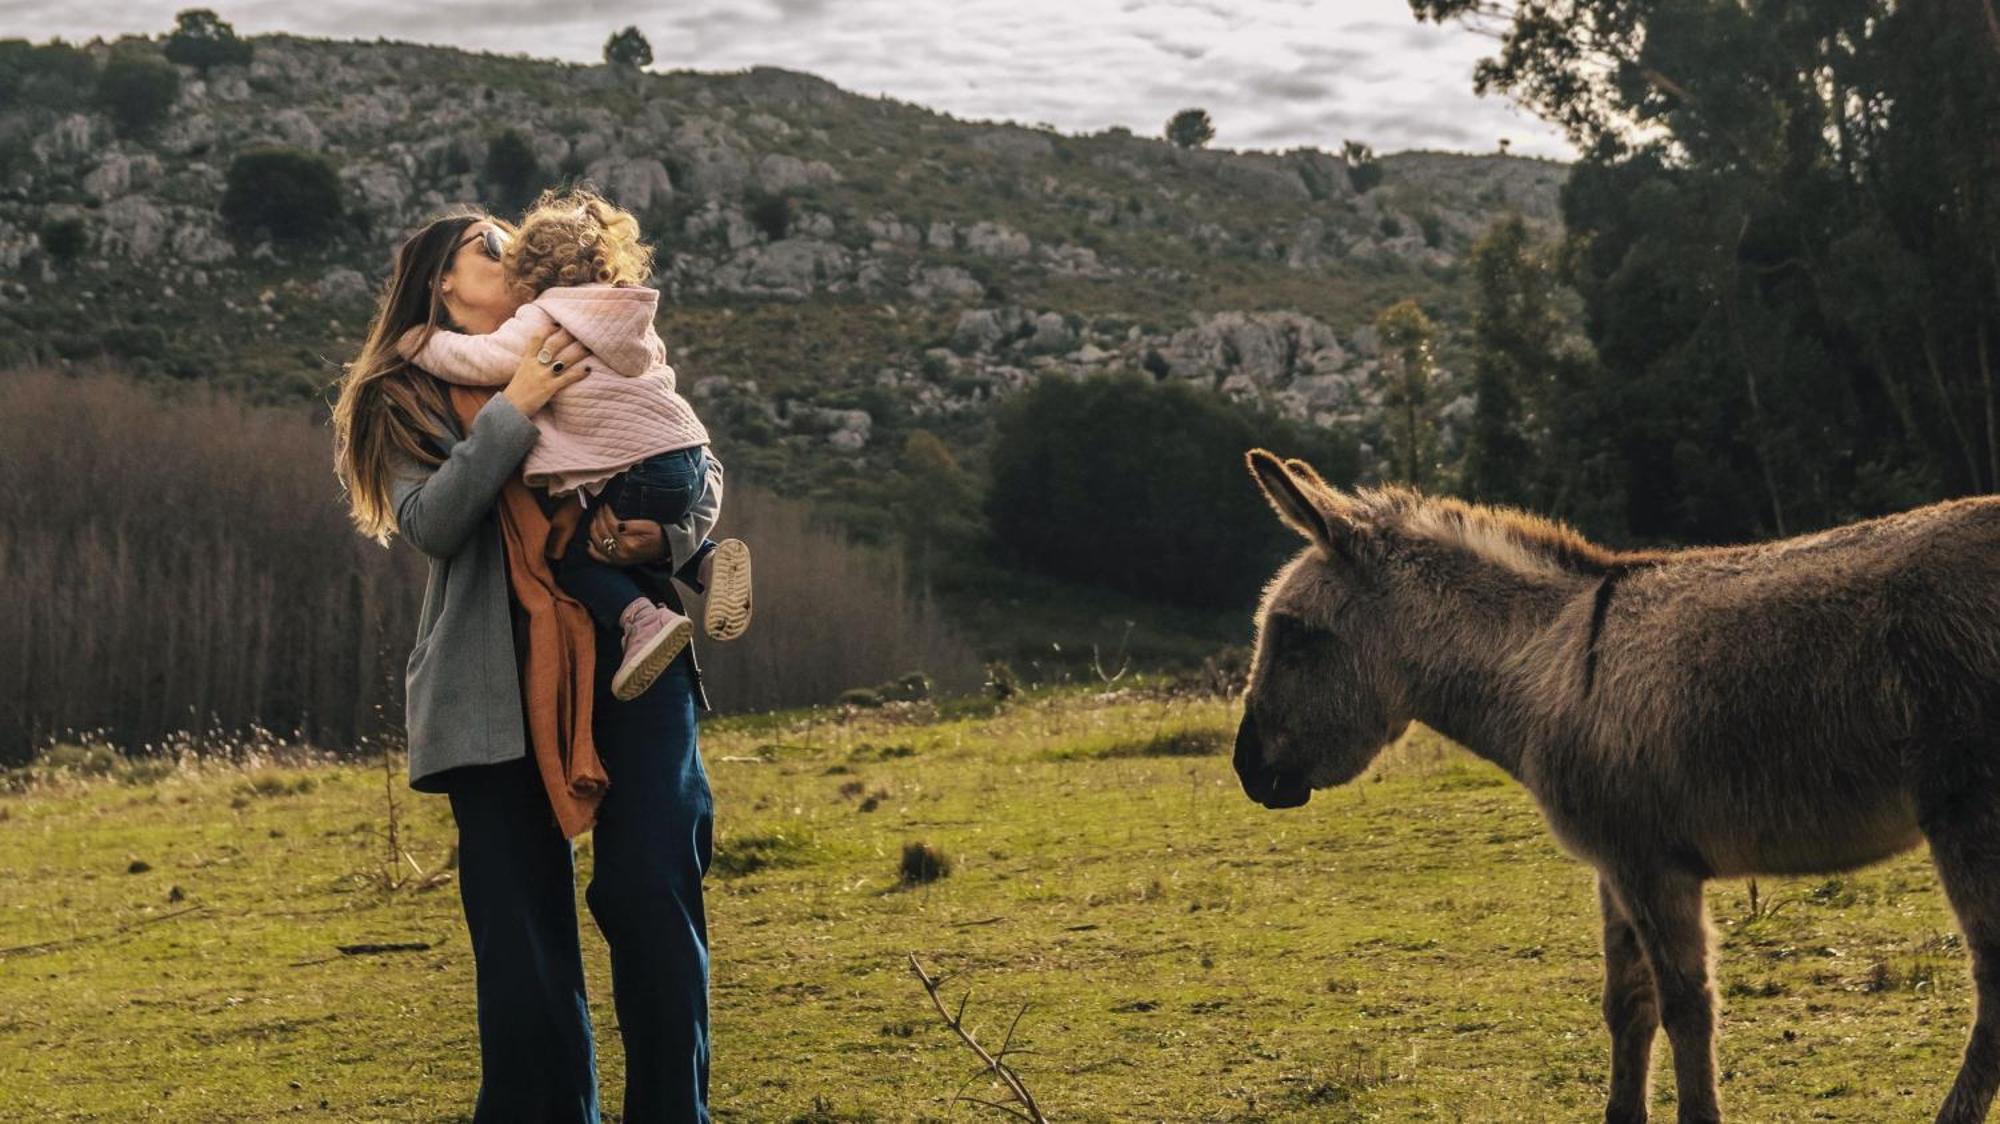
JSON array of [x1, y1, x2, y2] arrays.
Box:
[[899, 841, 951, 885], [37, 216, 86, 264], [163, 9, 253, 72], [1344, 140, 1384, 194], [96, 51, 180, 137], [0, 39, 97, 109], [745, 190, 791, 241], [1418, 211, 1444, 249], [482, 128, 540, 214], [984, 661, 1020, 700], [220, 147, 343, 244], [839, 687, 883, 709]]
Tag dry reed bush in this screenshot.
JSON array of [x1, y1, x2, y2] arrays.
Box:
[[689, 483, 983, 712], [0, 366, 981, 762], [0, 367, 424, 765]]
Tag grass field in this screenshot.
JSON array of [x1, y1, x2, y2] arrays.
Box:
[[0, 686, 1977, 1122]]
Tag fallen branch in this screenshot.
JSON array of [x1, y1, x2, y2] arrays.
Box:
[[0, 903, 207, 959], [336, 940, 432, 956], [908, 953, 1048, 1122]]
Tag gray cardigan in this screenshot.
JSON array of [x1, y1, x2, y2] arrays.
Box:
[[391, 393, 543, 791], [391, 392, 712, 792]]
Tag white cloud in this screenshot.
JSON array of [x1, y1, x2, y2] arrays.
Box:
[[0, 0, 1574, 158]]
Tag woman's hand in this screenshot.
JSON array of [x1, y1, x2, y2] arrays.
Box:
[[502, 326, 593, 417], [586, 505, 670, 565]]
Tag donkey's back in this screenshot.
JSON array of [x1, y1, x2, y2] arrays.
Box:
[[1559, 494, 2000, 877]]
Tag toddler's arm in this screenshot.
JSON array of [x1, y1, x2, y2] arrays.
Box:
[[399, 308, 547, 387]]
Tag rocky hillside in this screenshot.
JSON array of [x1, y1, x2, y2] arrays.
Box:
[[0, 32, 1565, 503]]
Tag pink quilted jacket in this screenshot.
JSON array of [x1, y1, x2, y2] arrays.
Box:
[[401, 285, 711, 497]]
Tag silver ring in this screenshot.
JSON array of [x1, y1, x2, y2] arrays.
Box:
[[601, 536, 616, 552], [536, 348, 554, 365]]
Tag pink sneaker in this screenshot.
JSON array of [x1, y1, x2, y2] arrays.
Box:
[[611, 599, 693, 701]]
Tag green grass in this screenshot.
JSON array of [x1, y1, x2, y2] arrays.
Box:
[[0, 690, 1974, 1121]]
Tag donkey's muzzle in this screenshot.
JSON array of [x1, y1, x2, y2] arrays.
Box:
[[1234, 713, 1311, 809]]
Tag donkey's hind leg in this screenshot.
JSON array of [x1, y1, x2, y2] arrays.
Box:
[[1599, 875, 1662, 1124], [1605, 869, 1721, 1124], [1921, 795, 2000, 1124]]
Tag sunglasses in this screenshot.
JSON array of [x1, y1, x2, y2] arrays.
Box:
[[455, 226, 508, 262]]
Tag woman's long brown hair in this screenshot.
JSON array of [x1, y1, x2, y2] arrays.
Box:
[[331, 208, 515, 544]]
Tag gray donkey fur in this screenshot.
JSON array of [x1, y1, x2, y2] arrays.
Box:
[[1233, 449, 2000, 1124]]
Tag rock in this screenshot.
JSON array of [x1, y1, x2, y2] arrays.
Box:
[[711, 237, 852, 299], [343, 162, 413, 226], [81, 153, 161, 199], [682, 201, 760, 251], [1214, 154, 1313, 202], [316, 267, 372, 304], [1285, 218, 1331, 270], [756, 153, 840, 193], [971, 130, 1055, 161], [97, 196, 168, 260], [169, 220, 235, 264], [32, 114, 99, 165], [909, 266, 985, 302], [865, 215, 922, 249], [670, 120, 754, 196], [267, 108, 323, 151], [925, 220, 957, 249], [1026, 311, 1077, 354], [1038, 243, 1110, 276], [963, 220, 1031, 258], [1158, 311, 1346, 388], [584, 156, 674, 213], [951, 306, 1034, 352]]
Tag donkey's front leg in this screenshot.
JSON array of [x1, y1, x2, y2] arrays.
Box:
[[1607, 870, 1721, 1124], [1600, 874, 1661, 1123]]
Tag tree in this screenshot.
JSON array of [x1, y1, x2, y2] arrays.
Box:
[[987, 372, 1359, 608], [1412, 0, 2000, 543], [1462, 216, 1555, 507], [1374, 299, 1440, 489], [603, 26, 653, 69], [1164, 108, 1215, 149], [482, 129, 541, 214], [37, 216, 86, 265], [95, 51, 179, 137], [164, 9, 253, 71], [889, 430, 982, 587], [0, 39, 98, 109], [1343, 140, 1383, 193], [220, 148, 343, 244]]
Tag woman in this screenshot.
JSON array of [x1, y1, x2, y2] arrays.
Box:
[[331, 208, 715, 1123]]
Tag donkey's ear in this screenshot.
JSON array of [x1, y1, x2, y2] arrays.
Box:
[[1246, 449, 1355, 559], [1284, 457, 1335, 495]]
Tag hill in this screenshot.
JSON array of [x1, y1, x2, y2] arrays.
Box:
[[0, 32, 1566, 507]]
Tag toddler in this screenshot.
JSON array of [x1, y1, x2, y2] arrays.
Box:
[[401, 189, 752, 701]]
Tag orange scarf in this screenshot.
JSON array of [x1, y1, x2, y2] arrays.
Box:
[[449, 386, 608, 838]]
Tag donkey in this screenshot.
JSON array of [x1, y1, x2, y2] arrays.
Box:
[[1233, 449, 2000, 1124]]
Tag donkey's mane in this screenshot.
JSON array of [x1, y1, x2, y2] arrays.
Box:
[[1350, 486, 1645, 580]]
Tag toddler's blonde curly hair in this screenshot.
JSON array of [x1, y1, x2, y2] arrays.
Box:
[[502, 187, 655, 301]]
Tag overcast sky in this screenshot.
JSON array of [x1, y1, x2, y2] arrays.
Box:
[[0, 0, 1574, 159]]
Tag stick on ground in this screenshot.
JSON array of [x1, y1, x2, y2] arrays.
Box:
[[908, 953, 1049, 1122]]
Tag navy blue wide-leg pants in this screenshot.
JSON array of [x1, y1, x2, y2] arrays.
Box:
[[447, 647, 714, 1123]]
